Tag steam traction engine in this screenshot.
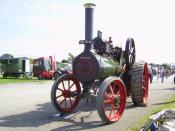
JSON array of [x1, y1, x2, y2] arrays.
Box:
[[51, 3, 149, 123]]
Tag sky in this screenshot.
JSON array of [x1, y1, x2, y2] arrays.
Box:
[[0, 0, 175, 64]]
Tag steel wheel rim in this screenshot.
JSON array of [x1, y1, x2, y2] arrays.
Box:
[[142, 63, 149, 103], [55, 76, 81, 112], [103, 80, 126, 122]]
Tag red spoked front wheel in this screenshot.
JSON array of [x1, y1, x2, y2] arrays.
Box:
[[51, 74, 81, 113], [97, 77, 127, 123]]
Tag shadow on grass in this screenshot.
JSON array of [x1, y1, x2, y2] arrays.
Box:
[[0, 77, 54, 84]]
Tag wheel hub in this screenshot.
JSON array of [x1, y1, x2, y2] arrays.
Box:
[[114, 95, 121, 103], [62, 90, 71, 98]]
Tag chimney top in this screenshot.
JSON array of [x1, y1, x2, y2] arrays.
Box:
[[84, 3, 96, 8]]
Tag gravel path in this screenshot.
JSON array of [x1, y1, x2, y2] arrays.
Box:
[[0, 76, 175, 131]]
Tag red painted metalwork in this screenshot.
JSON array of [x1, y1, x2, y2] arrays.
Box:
[[54, 76, 81, 112], [33, 56, 56, 79], [103, 80, 126, 122], [142, 63, 149, 104], [97, 77, 127, 123]]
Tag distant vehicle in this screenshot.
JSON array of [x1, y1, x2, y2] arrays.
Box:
[[33, 56, 56, 80], [0, 54, 72, 80], [0, 57, 32, 78], [53, 63, 72, 79]]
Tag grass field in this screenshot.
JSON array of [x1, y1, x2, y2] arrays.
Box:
[[0, 77, 49, 84], [128, 95, 175, 131]]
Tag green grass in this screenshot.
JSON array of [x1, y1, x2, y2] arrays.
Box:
[[0, 77, 50, 84], [127, 95, 175, 131]]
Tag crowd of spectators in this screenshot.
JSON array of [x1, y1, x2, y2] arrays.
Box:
[[148, 65, 173, 84]]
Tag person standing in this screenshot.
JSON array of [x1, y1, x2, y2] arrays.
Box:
[[165, 69, 169, 79], [148, 67, 153, 83], [160, 67, 165, 83], [156, 69, 160, 82]]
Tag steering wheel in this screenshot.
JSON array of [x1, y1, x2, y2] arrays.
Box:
[[125, 38, 136, 70]]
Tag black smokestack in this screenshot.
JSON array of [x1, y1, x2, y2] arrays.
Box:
[[84, 3, 96, 52]]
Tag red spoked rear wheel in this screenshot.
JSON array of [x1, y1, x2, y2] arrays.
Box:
[[97, 77, 127, 123], [51, 74, 81, 113]]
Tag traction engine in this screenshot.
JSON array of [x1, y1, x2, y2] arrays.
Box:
[[51, 3, 149, 123]]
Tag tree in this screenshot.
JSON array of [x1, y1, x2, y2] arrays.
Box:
[[68, 53, 75, 62], [61, 53, 75, 63]]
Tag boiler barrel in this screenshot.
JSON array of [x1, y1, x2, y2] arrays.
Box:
[[99, 56, 120, 78], [73, 52, 120, 82]]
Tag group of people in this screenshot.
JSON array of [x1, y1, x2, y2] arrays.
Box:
[[149, 66, 167, 83], [156, 67, 166, 83]]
